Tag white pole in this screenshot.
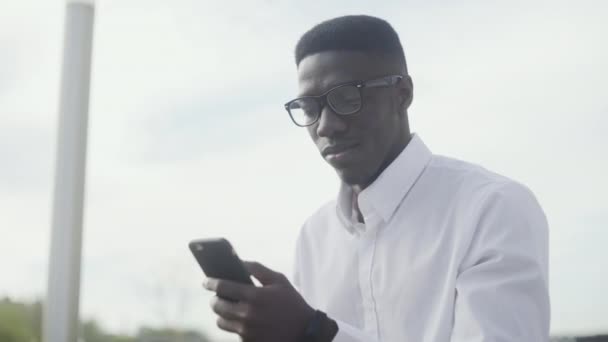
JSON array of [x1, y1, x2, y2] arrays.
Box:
[[44, 1, 95, 342]]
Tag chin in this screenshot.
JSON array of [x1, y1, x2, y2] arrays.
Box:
[[335, 168, 371, 187]]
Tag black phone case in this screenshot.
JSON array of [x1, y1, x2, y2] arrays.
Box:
[[189, 238, 254, 285]]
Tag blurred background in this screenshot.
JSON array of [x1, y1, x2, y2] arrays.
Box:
[[0, 0, 607, 341]]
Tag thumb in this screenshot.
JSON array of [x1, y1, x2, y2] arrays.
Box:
[[243, 261, 288, 286]]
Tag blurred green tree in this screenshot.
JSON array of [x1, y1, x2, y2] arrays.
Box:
[[136, 326, 209, 342], [0, 297, 209, 342], [0, 297, 38, 342]]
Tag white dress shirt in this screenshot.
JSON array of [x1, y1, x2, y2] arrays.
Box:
[[293, 134, 550, 342]]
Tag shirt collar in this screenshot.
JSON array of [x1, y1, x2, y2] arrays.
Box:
[[336, 133, 432, 233]]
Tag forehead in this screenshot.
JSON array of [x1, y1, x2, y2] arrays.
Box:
[[297, 50, 399, 96]]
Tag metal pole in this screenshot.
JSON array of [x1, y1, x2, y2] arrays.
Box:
[[44, 1, 95, 342]]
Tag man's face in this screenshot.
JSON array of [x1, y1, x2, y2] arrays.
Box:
[[297, 50, 411, 187]]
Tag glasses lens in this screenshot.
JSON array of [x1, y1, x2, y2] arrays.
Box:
[[288, 98, 320, 126], [327, 85, 361, 114]]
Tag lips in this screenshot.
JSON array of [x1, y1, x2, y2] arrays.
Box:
[[321, 142, 360, 164], [321, 142, 358, 156]]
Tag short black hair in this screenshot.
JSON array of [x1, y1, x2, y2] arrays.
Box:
[[294, 15, 407, 71]]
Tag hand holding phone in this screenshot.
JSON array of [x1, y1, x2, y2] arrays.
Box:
[[192, 240, 334, 341]]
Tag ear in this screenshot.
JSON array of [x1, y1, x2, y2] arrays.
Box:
[[398, 75, 414, 111]]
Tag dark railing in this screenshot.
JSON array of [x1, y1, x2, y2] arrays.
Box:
[[551, 335, 608, 342]]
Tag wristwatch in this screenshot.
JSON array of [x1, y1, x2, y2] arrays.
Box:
[[301, 310, 337, 342]]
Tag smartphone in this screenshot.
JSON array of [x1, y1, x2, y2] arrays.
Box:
[[188, 238, 254, 285]]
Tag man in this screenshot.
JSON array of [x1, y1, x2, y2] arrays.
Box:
[[203, 15, 550, 342]]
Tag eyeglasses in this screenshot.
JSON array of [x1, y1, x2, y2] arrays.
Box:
[[284, 75, 403, 127]]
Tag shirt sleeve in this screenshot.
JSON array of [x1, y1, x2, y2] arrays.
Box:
[[451, 182, 550, 341], [332, 320, 378, 342]]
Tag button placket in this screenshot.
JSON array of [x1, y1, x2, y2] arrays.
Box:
[[357, 223, 381, 339]]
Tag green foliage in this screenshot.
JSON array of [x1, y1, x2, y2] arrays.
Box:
[[79, 320, 138, 342], [0, 297, 209, 342], [136, 327, 209, 342], [0, 297, 40, 342]]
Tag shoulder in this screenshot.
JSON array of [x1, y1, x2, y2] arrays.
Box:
[[437, 157, 550, 263], [426, 157, 551, 278], [427, 154, 513, 186], [424, 154, 540, 203], [422, 154, 547, 236], [297, 199, 338, 242]]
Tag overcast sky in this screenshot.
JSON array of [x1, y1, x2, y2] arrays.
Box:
[[1, 0, 607, 340]]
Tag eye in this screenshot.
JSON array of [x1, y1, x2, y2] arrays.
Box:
[[328, 86, 362, 114], [332, 86, 359, 102], [292, 99, 318, 117], [288, 98, 321, 126]]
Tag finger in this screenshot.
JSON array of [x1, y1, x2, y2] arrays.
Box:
[[210, 295, 249, 320], [216, 317, 244, 335], [204, 278, 255, 301], [242, 261, 287, 286]]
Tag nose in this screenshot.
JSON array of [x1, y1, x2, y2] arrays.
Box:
[[315, 104, 348, 138]]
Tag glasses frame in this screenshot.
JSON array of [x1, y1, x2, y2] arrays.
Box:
[[284, 75, 404, 127]]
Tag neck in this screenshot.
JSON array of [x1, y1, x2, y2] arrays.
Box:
[[353, 132, 412, 194], [350, 132, 411, 223]]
